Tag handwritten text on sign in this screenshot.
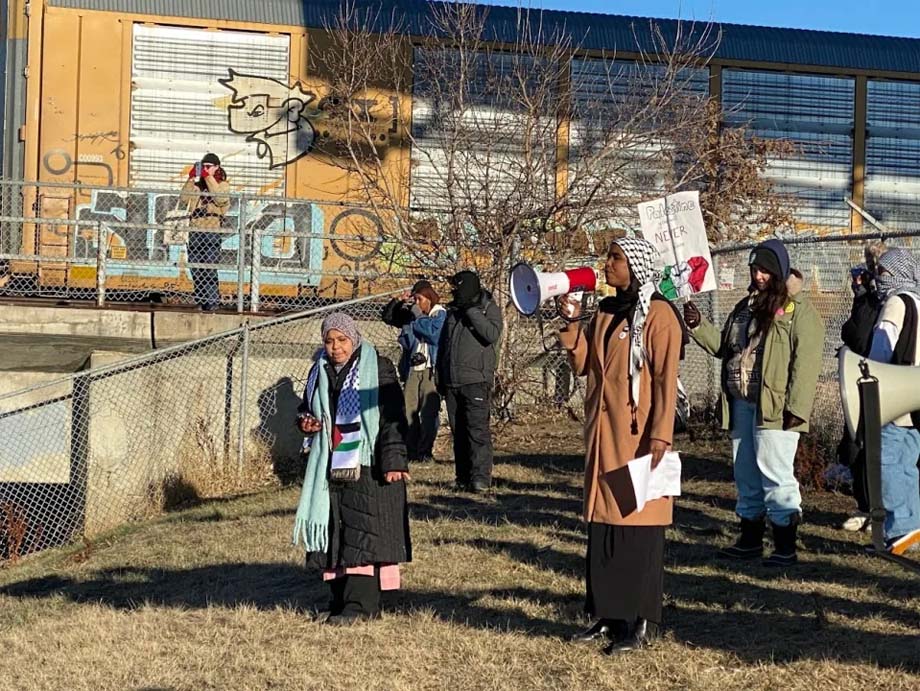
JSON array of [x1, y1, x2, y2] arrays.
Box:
[[638, 191, 716, 298]]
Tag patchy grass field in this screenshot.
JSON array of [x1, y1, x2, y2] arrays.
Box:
[[1, 418, 918, 691]]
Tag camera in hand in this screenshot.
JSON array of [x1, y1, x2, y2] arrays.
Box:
[[409, 352, 428, 367]]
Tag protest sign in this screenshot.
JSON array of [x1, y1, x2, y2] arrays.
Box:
[[637, 191, 716, 299]]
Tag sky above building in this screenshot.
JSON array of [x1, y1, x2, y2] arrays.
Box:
[[471, 1, 919, 39]]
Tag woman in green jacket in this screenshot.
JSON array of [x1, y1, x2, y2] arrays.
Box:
[[684, 239, 825, 567]]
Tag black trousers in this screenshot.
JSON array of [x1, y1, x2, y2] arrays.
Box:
[[445, 383, 493, 486], [328, 573, 381, 616]]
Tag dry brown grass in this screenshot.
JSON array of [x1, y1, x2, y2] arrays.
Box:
[[1, 418, 918, 691]]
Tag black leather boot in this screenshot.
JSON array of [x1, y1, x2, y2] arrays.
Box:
[[718, 517, 766, 560], [763, 520, 799, 567], [569, 619, 627, 644], [603, 618, 659, 654]]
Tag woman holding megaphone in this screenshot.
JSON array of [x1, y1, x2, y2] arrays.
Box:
[[558, 237, 683, 654]]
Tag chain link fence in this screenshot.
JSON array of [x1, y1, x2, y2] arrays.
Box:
[[3, 194, 919, 562], [0, 179, 425, 311], [0, 294, 409, 561], [0, 290, 584, 562]]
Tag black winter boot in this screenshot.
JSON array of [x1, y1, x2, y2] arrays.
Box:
[[718, 517, 765, 560], [603, 618, 659, 654], [763, 520, 799, 567]]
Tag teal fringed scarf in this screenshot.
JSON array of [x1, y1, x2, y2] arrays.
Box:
[[292, 342, 381, 553]]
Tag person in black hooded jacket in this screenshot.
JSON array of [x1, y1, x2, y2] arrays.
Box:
[[437, 270, 503, 492], [837, 262, 882, 530]]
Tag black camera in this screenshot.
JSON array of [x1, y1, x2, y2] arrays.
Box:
[[409, 352, 428, 367]]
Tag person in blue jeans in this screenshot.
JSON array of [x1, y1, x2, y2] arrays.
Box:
[[867, 247, 920, 555], [684, 239, 825, 567]]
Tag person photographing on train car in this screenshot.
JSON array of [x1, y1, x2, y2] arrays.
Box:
[[180, 153, 230, 311]]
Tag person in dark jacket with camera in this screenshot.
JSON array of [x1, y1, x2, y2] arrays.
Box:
[[837, 255, 883, 531], [437, 270, 503, 492]]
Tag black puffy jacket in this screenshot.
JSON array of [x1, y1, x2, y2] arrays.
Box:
[[436, 290, 503, 389], [300, 348, 412, 569]]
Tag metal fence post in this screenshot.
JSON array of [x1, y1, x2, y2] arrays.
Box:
[[237, 319, 250, 477], [251, 222, 262, 313], [236, 192, 246, 314], [95, 221, 106, 308]]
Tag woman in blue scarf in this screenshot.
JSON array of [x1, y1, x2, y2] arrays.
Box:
[[293, 312, 411, 624]]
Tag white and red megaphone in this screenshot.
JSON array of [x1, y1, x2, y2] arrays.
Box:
[[510, 262, 597, 316]]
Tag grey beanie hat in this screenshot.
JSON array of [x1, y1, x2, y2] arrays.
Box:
[[321, 312, 360, 346]]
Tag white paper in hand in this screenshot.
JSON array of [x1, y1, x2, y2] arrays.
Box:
[[626, 451, 682, 513]]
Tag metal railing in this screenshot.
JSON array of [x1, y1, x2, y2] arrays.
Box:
[[0, 179, 429, 312]]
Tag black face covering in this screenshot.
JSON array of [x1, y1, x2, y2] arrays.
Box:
[[451, 271, 481, 307]]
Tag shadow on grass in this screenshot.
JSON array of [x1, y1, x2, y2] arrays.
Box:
[[411, 491, 584, 534], [3, 447, 918, 672], [3, 550, 918, 672]]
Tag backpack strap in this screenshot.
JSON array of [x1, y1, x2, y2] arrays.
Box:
[[891, 294, 920, 428], [892, 293, 918, 367]]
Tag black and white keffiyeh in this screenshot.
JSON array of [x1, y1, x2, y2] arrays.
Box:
[[877, 248, 920, 301], [613, 237, 662, 408]]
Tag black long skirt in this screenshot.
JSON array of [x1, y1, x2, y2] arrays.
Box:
[[585, 522, 665, 624]]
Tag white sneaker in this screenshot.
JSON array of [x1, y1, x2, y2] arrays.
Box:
[[841, 513, 870, 532]]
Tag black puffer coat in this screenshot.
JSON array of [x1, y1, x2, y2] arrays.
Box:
[[298, 347, 411, 569], [436, 290, 503, 389]]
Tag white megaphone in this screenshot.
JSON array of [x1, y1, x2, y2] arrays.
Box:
[[839, 346, 920, 438], [510, 262, 598, 316]]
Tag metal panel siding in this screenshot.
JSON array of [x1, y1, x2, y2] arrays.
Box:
[[865, 80, 920, 230], [130, 24, 290, 193], [1, 0, 7, 176], [49, 0, 307, 26], [723, 69, 854, 235], [568, 59, 709, 203], [2, 37, 27, 182], [48, 0, 920, 76], [410, 47, 557, 212]]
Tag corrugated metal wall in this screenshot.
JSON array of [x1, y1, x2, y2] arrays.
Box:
[[2, 0, 27, 184], [410, 47, 558, 213], [722, 70, 855, 234], [130, 24, 291, 193], [46, 0, 920, 76], [865, 79, 920, 231], [568, 59, 710, 206]]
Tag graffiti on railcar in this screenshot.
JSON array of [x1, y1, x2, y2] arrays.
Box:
[[219, 70, 318, 169], [69, 191, 327, 286], [219, 70, 400, 169]]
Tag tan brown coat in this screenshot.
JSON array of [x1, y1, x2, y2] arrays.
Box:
[[180, 175, 231, 230], [560, 300, 682, 526]]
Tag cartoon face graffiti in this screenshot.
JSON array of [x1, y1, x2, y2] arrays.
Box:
[[219, 70, 317, 169]]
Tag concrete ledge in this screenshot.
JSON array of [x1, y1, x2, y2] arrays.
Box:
[[0, 303, 270, 344], [0, 304, 152, 340]]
